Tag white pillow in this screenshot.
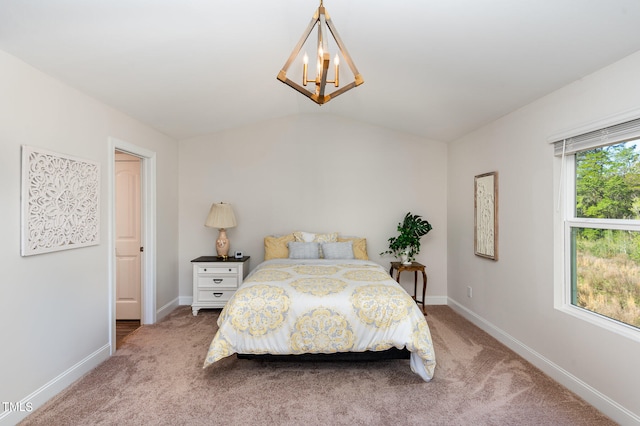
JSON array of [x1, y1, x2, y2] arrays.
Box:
[[321, 241, 354, 259], [288, 242, 320, 259], [299, 231, 316, 242], [293, 231, 338, 244]]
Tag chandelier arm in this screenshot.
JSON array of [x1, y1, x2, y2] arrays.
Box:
[[324, 81, 357, 100], [318, 11, 329, 56], [318, 53, 330, 98], [279, 12, 320, 75], [325, 17, 362, 82]]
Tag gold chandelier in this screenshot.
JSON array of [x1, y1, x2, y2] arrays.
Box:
[[277, 0, 364, 105]]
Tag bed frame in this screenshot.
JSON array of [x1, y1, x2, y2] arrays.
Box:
[[237, 347, 410, 362]]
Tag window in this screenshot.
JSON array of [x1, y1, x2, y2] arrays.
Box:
[[557, 121, 640, 334], [568, 141, 640, 330]]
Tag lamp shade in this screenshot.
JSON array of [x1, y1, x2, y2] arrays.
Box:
[[205, 203, 237, 229]]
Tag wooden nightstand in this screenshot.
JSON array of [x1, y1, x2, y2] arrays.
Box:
[[190, 256, 250, 316], [390, 261, 427, 314]]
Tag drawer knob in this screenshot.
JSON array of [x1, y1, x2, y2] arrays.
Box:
[[213, 292, 223, 297], [213, 279, 223, 284]]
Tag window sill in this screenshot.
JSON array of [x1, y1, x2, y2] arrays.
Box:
[[557, 304, 640, 344]]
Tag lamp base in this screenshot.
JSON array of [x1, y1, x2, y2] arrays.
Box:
[[216, 228, 230, 258]]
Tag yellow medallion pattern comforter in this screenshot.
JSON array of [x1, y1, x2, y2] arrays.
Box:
[[203, 259, 436, 381]]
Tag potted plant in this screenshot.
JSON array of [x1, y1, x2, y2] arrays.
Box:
[[380, 212, 432, 264]]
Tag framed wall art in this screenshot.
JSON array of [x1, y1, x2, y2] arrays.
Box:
[[474, 171, 498, 260], [21, 145, 100, 256]]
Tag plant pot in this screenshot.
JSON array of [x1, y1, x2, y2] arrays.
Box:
[[400, 252, 410, 265]]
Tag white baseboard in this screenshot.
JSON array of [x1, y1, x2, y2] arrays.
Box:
[[0, 344, 110, 426], [179, 296, 193, 306], [447, 298, 640, 426], [426, 295, 448, 305], [156, 297, 180, 321]]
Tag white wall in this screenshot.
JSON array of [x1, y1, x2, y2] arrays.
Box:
[[0, 50, 179, 424], [448, 51, 640, 423], [178, 113, 448, 303]]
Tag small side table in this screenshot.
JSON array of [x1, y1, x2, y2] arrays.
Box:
[[390, 261, 427, 314], [191, 256, 250, 316]]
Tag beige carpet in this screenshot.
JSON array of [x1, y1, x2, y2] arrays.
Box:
[[21, 306, 614, 425]]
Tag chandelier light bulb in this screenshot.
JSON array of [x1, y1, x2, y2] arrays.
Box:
[[302, 53, 309, 86]]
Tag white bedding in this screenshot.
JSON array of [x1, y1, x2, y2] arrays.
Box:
[[203, 259, 436, 381]]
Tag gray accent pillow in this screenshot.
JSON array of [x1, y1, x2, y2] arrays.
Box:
[[321, 241, 354, 259], [288, 242, 320, 259]]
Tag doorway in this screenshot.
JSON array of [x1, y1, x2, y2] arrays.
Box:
[[108, 138, 157, 355], [115, 150, 142, 346]]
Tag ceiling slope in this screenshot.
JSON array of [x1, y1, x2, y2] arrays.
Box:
[[2, 0, 640, 142]]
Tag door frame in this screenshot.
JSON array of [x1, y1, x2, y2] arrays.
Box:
[[108, 137, 157, 355]]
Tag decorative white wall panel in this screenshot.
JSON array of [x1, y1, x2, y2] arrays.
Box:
[[21, 145, 100, 256]]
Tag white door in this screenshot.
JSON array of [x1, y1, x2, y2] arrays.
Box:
[[115, 151, 141, 320]]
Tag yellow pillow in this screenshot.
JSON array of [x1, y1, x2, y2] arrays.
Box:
[[264, 234, 295, 260], [338, 237, 369, 260]]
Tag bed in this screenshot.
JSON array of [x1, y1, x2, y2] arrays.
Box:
[[203, 233, 436, 382]]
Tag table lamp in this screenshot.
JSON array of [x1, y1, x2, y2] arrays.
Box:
[[205, 202, 237, 259]]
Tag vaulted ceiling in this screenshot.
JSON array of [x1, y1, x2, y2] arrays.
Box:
[[2, 0, 640, 142]]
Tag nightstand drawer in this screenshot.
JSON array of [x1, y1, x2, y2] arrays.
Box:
[[198, 266, 238, 274], [197, 276, 238, 288], [198, 289, 235, 302]]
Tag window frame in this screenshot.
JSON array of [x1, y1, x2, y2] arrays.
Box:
[[559, 150, 640, 342]]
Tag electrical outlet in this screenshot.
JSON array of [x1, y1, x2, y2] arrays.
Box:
[[467, 286, 472, 298]]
